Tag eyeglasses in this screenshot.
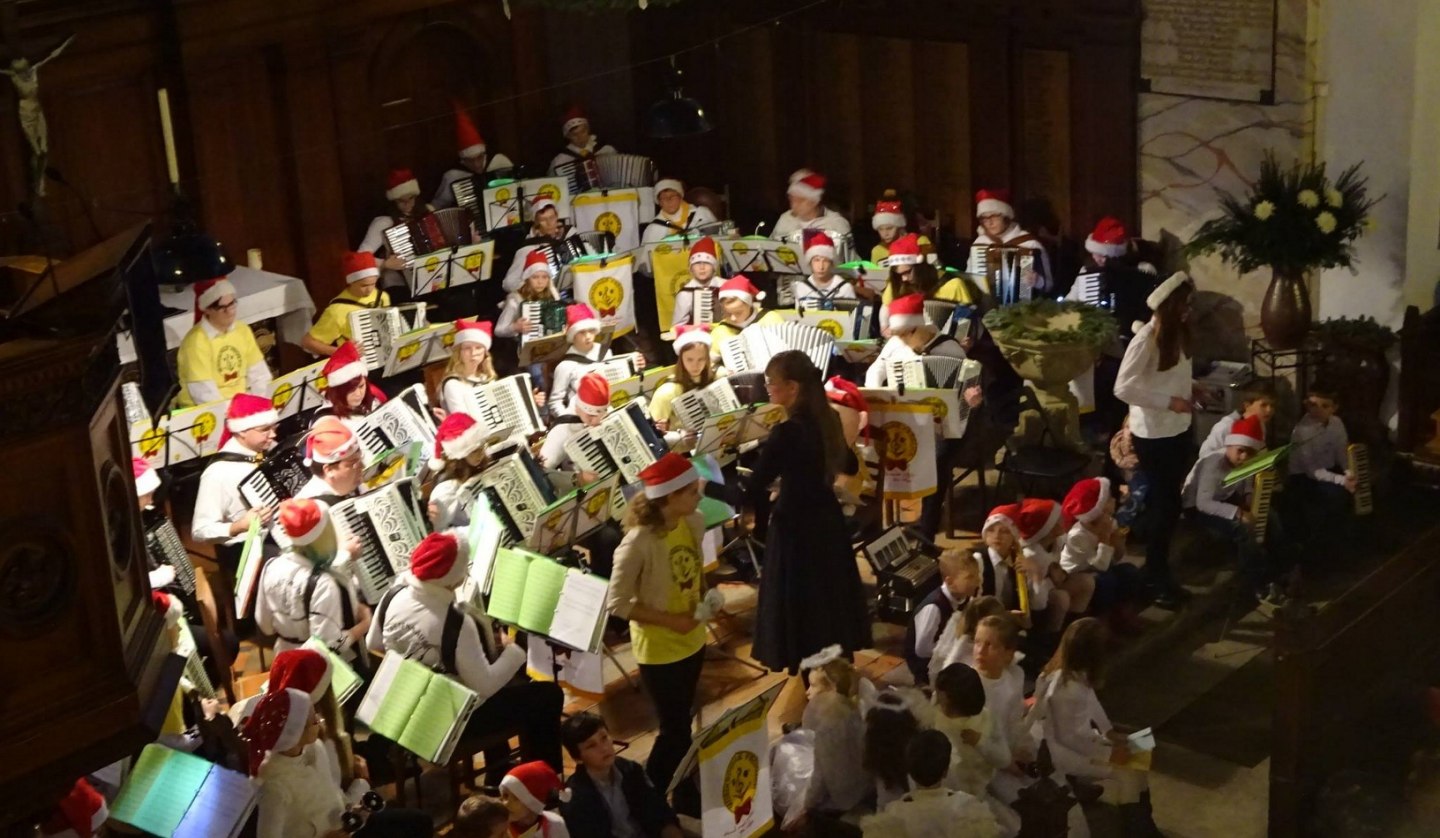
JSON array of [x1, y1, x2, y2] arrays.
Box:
[[208, 298, 239, 313]]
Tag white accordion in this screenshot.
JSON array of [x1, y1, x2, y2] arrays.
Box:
[[347, 303, 429, 371], [589, 352, 645, 384], [461, 373, 546, 440], [355, 384, 437, 462], [717, 322, 836, 376], [596, 153, 658, 189], [561, 402, 669, 484], [330, 481, 427, 603], [670, 378, 744, 432], [463, 443, 557, 546]]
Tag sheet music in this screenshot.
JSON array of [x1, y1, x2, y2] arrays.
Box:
[[467, 492, 505, 594], [547, 572, 610, 653], [110, 745, 213, 837], [174, 763, 256, 838]]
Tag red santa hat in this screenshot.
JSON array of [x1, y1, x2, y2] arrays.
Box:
[[343, 250, 381, 285], [885, 232, 922, 266], [132, 456, 160, 497], [222, 392, 279, 445], [788, 168, 814, 185], [409, 531, 469, 588], [638, 451, 700, 499], [565, 303, 601, 339], [654, 178, 685, 199], [805, 231, 837, 265], [278, 497, 330, 548], [824, 376, 868, 413], [984, 502, 1022, 540], [1225, 414, 1266, 451], [673, 324, 711, 353], [385, 168, 421, 202], [268, 648, 334, 706], [323, 340, 368, 388], [688, 236, 719, 267], [151, 590, 183, 627], [1017, 498, 1063, 547], [787, 172, 827, 203], [717, 275, 764, 305], [872, 192, 906, 230], [305, 415, 359, 465], [1085, 217, 1129, 258], [562, 104, 590, 136], [453, 318, 493, 349], [975, 188, 1014, 219], [530, 195, 558, 217], [575, 372, 611, 417], [38, 778, 107, 838], [453, 102, 486, 159], [1147, 270, 1193, 310], [435, 412, 488, 462], [244, 687, 312, 776], [1062, 477, 1112, 528], [888, 292, 927, 332], [522, 248, 553, 282], [502, 760, 571, 813], [193, 277, 237, 323]]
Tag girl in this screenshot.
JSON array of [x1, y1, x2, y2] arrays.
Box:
[[708, 275, 784, 350], [267, 648, 361, 788], [438, 319, 498, 418], [1114, 271, 1197, 609], [317, 340, 387, 427], [496, 250, 561, 341], [869, 190, 931, 264], [863, 689, 923, 809], [772, 645, 870, 830], [749, 351, 869, 674], [1028, 618, 1158, 833], [605, 452, 718, 805], [355, 169, 429, 301], [970, 614, 1032, 806], [426, 413, 492, 531], [928, 594, 1008, 687], [878, 260, 976, 339], [648, 325, 714, 434]]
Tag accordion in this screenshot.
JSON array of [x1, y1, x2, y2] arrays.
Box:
[[554, 158, 601, 194], [596, 153, 658, 189], [670, 378, 744, 432], [463, 373, 546, 439], [355, 384, 437, 462], [1348, 443, 1373, 516], [591, 352, 644, 384], [1251, 470, 1276, 544], [887, 356, 980, 390], [1071, 271, 1110, 307], [449, 174, 489, 220], [145, 518, 197, 597], [562, 402, 669, 484], [718, 322, 836, 376], [347, 303, 429, 371], [521, 300, 569, 343], [692, 288, 716, 326], [862, 526, 941, 624], [968, 244, 1035, 306], [465, 444, 557, 546], [238, 444, 311, 510], [382, 208, 478, 260], [330, 481, 427, 603]]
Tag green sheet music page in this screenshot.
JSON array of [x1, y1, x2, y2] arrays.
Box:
[[700, 497, 733, 530], [519, 556, 568, 635], [487, 548, 533, 625], [111, 744, 211, 837], [367, 658, 431, 741], [402, 677, 476, 762], [303, 637, 363, 706], [1222, 443, 1292, 487]]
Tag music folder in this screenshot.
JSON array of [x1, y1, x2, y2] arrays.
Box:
[[109, 743, 257, 838], [525, 472, 621, 556], [357, 652, 479, 764]]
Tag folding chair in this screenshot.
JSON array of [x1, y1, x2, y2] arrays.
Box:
[[995, 385, 1092, 499]]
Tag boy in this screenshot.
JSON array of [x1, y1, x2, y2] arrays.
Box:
[[296, 416, 365, 504], [558, 713, 683, 838], [906, 550, 980, 685], [1060, 477, 1143, 626], [793, 231, 856, 310], [1198, 379, 1277, 460], [1286, 384, 1357, 550], [453, 795, 509, 838], [176, 276, 272, 407], [549, 304, 646, 415], [501, 760, 572, 838], [301, 251, 392, 357], [670, 236, 724, 331], [977, 505, 1053, 630], [708, 275, 784, 349], [860, 730, 1001, 837], [1181, 414, 1285, 604], [255, 498, 370, 663], [1015, 498, 1071, 636]]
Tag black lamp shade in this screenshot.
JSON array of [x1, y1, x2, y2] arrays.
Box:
[[152, 230, 232, 285], [645, 95, 713, 139]]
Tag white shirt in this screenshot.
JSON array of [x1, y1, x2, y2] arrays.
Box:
[[1114, 319, 1193, 439], [358, 214, 395, 256], [441, 374, 487, 417], [1288, 414, 1350, 484], [771, 207, 852, 239], [912, 585, 966, 661], [191, 437, 263, 544], [538, 420, 588, 471], [640, 203, 719, 245], [1060, 521, 1114, 573], [794, 273, 857, 310], [1198, 410, 1243, 460], [864, 336, 917, 388], [1027, 672, 1114, 780], [295, 475, 351, 502], [861, 786, 1000, 838], [670, 275, 725, 329], [979, 663, 1029, 763], [255, 550, 363, 660], [430, 478, 469, 531], [548, 139, 617, 175], [549, 344, 602, 415], [365, 576, 525, 702], [256, 741, 369, 838]]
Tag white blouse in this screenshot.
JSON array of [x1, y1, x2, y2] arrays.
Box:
[[1114, 319, 1192, 440]]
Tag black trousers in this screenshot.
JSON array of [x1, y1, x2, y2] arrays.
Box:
[[355, 808, 434, 837], [637, 648, 705, 796], [1131, 431, 1195, 588], [462, 679, 565, 782]]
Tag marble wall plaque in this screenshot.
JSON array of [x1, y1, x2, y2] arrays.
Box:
[[1141, 0, 1277, 103]]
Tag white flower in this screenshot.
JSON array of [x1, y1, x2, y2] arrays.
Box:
[[1298, 189, 1320, 208], [1326, 188, 1344, 208], [1254, 200, 1276, 220], [1316, 212, 1337, 234]]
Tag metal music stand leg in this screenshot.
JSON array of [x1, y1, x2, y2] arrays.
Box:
[[719, 526, 764, 579], [601, 641, 639, 692], [705, 626, 767, 677]]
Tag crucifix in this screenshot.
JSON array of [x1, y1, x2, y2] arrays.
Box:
[[1, 1, 74, 198]]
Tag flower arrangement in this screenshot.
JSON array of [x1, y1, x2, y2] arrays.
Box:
[[1184, 153, 1379, 276], [982, 299, 1118, 348]]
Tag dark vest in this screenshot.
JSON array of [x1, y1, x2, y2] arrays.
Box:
[[905, 586, 960, 684]]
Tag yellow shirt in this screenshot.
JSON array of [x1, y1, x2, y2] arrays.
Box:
[[870, 234, 932, 265], [175, 319, 267, 407], [631, 523, 706, 665], [306, 287, 392, 348], [649, 380, 687, 426], [880, 275, 977, 307]]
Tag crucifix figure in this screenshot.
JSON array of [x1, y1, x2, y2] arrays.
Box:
[[2, 33, 74, 198]]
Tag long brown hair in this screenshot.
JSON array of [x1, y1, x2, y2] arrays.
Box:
[[884, 261, 943, 302], [671, 343, 715, 392], [765, 350, 847, 482], [1041, 616, 1108, 687], [1154, 280, 1193, 372], [623, 490, 682, 531]]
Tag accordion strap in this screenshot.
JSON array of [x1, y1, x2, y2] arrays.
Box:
[[327, 295, 382, 311], [304, 568, 356, 631], [211, 451, 257, 465]]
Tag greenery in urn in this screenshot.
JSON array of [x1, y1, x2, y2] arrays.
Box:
[[1184, 153, 1380, 275], [982, 300, 1118, 348], [1311, 316, 1397, 354]]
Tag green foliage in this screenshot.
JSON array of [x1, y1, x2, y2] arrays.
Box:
[[1311, 316, 1396, 353], [1184, 152, 1380, 276], [982, 299, 1118, 349]]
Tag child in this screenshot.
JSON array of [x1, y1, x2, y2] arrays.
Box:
[[501, 760, 572, 838], [256, 498, 371, 664], [670, 236, 725, 331], [868, 191, 931, 264], [538, 372, 611, 474], [970, 614, 1032, 802], [439, 319, 499, 417], [773, 645, 870, 830], [1198, 379, 1276, 460], [548, 303, 605, 415], [497, 250, 562, 339], [863, 689, 924, 809], [302, 251, 393, 357], [648, 325, 714, 434], [906, 549, 981, 685], [1060, 477, 1143, 623], [1181, 413, 1286, 604], [1108, 415, 1148, 529], [931, 663, 1007, 796], [316, 340, 388, 426], [929, 595, 1008, 687], [558, 713, 682, 838], [454, 795, 509, 838], [1286, 384, 1358, 550], [1027, 618, 1158, 834], [708, 275, 784, 350], [793, 231, 857, 310], [1014, 498, 1072, 637], [427, 413, 492, 531], [860, 730, 1001, 837]]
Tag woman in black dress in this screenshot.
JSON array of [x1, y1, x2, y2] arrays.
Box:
[[749, 350, 871, 673]]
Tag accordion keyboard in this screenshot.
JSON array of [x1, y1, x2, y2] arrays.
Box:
[[1252, 471, 1276, 543], [1348, 443, 1373, 516], [330, 501, 395, 603], [146, 519, 197, 597]]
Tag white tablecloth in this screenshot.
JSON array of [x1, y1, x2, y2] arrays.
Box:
[[117, 266, 316, 364]]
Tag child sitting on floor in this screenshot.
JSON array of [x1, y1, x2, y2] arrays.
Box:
[[863, 689, 925, 810], [1108, 415, 1148, 529], [501, 761, 571, 838], [1286, 383, 1358, 552], [1198, 379, 1276, 460], [977, 506, 1056, 631], [907, 549, 981, 685], [772, 645, 870, 831], [929, 595, 1008, 687], [453, 795, 509, 838], [1060, 477, 1144, 631], [861, 730, 1001, 837]]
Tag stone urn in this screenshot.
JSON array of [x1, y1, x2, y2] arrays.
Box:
[[986, 303, 1112, 449]]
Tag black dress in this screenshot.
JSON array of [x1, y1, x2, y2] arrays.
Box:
[[747, 414, 871, 672]]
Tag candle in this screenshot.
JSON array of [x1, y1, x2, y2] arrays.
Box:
[[157, 88, 180, 186]]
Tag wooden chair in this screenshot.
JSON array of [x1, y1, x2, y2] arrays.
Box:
[[996, 386, 1092, 499]]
